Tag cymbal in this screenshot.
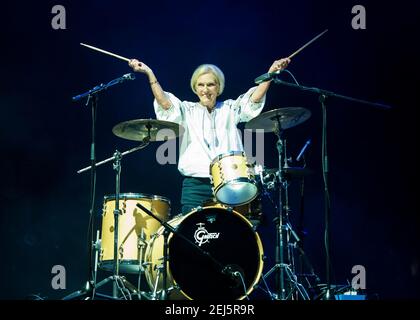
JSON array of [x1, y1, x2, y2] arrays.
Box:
[[112, 119, 184, 142], [245, 107, 311, 131]]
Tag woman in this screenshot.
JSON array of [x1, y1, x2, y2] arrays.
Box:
[[129, 57, 290, 215]]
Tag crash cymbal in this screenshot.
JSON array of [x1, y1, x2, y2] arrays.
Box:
[[112, 119, 184, 142], [245, 107, 311, 132]]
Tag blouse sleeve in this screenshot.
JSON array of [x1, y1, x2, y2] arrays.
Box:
[[153, 91, 184, 124], [229, 86, 266, 124]]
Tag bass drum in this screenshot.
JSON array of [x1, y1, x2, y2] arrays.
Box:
[[144, 206, 264, 300]]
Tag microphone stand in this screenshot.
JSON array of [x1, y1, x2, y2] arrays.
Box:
[[63, 73, 135, 300], [271, 77, 392, 299]]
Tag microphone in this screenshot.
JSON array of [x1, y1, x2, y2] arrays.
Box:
[[296, 139, 311, 161], [122, 73, 136, 81], [72, 73, 136, 102], [254, 70, 283, 84]]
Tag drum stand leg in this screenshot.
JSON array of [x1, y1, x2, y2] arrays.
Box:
[[149, 230, 170, 302], [62, 231, 101, 300], [91, 230, 101, 299], [262, 227, 311, 300], [136, 229, 147, 299], [134, 230, 155, 300], [160, 228, 169, 300], [150, 265, 163, 300], [261, 126, 312, 300]]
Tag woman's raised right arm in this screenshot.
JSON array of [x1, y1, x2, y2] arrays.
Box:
[[128, 59, 171, 109]]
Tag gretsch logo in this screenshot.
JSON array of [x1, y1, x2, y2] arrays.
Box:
[[194, 223, 220, 246]]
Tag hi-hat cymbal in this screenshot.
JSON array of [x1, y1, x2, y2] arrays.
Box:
[[245, 107, 311, 131], [112, 119, 184, 142]]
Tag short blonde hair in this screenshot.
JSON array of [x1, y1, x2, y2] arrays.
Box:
[[190, 64, 225, 96]]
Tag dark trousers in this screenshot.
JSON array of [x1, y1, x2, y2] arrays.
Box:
[[180, 177, 213, 215]]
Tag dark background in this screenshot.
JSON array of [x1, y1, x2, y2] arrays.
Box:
[[1, 0, 419, 300]]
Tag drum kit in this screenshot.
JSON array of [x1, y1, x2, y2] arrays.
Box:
[[61, 29, 393, 301], [64, 31, 335, 301], [63, 104, 321, 301]]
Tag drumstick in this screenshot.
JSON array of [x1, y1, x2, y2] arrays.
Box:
[[80, 43, 131, 62], [287, 29, 328, 59]]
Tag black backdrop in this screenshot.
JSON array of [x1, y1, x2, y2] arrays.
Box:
[[1, 0, 419, 300]]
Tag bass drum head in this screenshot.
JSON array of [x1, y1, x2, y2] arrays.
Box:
[[169, 206, 263, 300]]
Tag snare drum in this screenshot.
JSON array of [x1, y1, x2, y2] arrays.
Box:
[[209, 151, 258, 206], [144, 206, 264, 300], [99, 193, 170, 274]]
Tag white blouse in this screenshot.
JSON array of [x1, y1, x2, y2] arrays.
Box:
[[154, 87, 266, 178]]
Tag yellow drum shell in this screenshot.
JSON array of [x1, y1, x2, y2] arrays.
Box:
[[99, 193, 170, 274], [210, 151, 258, 206]]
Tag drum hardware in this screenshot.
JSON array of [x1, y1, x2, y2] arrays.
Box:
[[161, 227, 170, 301], [149, 263, 164, 300], [136, 229, 146, 297], [265, 134, 314, 300], [92, 230, 101, 298], [246, 107, 314, 300], [294, 138, 321, 292], [91, 149, 141, 299], [271, 128, 298, 300], [90, 229, 143, 300], [137, 203, 260, 300], [74, 141, 152, 299]]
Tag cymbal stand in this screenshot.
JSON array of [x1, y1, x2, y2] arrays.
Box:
[[112, 150, 123, 297], [90, 229, 138, 300], [70, 141, 150, 300], [262, 118, 309, 300], [91, 150, 139, 300]]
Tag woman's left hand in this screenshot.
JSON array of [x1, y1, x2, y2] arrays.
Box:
[[268, 58, 291, 73]]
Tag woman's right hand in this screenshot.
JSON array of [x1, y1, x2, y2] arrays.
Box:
[[128, 59, 152, 75], [129, 58, 169, 107]]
